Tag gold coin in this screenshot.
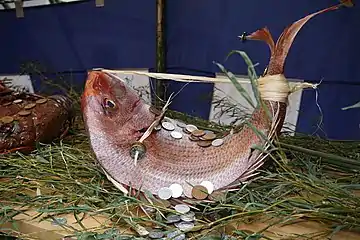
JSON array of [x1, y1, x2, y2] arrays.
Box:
[[13, 99, 23, 104], [201, 132, 217, 141], [24, 103, 36, 110], [197, 140, 212, 148], [189, 135, 199, 141], [36, 98, 48, 104], [191, 185, 208, 200], [1, 116, 14, 124], [18, 110, 31, 116], [191, 129, 205, 137], [149, 106, 162, 116]]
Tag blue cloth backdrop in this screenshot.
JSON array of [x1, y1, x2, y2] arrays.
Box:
[[0, 0, 359, 140]]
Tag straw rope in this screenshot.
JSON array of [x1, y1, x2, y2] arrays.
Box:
[[98, 69, 318, 100]]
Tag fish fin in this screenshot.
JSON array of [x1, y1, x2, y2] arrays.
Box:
[[267, 4, 340, 74], [245, 27, 276, 55]]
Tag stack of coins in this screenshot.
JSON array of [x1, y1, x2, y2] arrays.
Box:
[[175, 121, 226, 148], [157, 179, 215, 200], [147, 107, 226, 148]]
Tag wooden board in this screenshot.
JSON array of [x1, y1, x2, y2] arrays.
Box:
[[1, 208, 359, 240]]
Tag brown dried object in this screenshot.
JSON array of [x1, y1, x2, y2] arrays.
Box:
[[81, 4, 342, 198], [0, 80, 74, 154]]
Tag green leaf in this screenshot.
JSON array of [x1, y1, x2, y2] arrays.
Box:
[[226, 50, 260, 106], [214, 62, 256, 109]]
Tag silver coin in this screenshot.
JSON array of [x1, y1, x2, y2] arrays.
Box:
[[180, 215, 195, 222], [166, 214, 181, 224], [175, 221, 194, 231], [180, 211, 195, 222], [211, 138, 224, 147], [148, 230, 165, 239], [51, 217, 67, 226], [143, 206, 156, 213], [200, 180, 214, 194], [174, 204, 190, 214], [170, 131, 183, 139], [182, 211, 195, 218], [161, 121, 175, 131], [185, 124, 198, 133], [158, 187, 172, 200], [173, 233, 186, 240], [204, 130, 214, 134], [169, 183, 183, 198], [176, 121, 187, 128], [167, 230, 184, 239]]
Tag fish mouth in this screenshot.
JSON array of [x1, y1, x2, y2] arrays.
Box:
[[83, 71, 109, 98]]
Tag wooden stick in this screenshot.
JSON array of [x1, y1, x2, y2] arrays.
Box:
[[95, 0, 104, 7], [14, 0, 24, 18]]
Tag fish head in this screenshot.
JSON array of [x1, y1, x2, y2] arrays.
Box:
[[81, 71, 155, 145]]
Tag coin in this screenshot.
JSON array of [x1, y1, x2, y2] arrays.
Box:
[[51, 217, 67, 226], [161, 121, 175, 131], [185, 124, 198, 133], [0, 116, 14, 124], [191, 185, 208, 200], [143, 206, 156, 213], [166, 214, 181, 224], [183, 211, 195, 218], [182, 128, 191, 134], [197, 141, 212, 148], [167, 230, 184, 240], [169, 183, 183, 198], [154, 125, 162, 131], [175, 221, 195, 231], [204, 130, 214, 134], [170, 131, 182, 139], [200, 181, 214, 194], [149, 106, 162, 116], [212, 138, 224, 147], [157, 187, 172, 200], [24, 103, 36, 110], [176, 121, 187, 128], [18, 110, 31, 116], [13, 99, 23, 104], [180, 212, 195, 222], [189, 135, 199, 141], [191, 129, 205, 137], [201, 132, 217, 141], [36, 98, 48, 104], [174, 204, 190, 214], [148, 230, 165, 239]]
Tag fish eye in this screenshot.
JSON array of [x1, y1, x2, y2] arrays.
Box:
[[104, 98, 116, 109]]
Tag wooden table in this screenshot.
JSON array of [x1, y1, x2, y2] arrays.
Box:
[[1, 209, 359, 240]]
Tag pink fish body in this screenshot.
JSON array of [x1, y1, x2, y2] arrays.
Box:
[[81, 71, 277, 197], [81, 4, 341, 197]]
